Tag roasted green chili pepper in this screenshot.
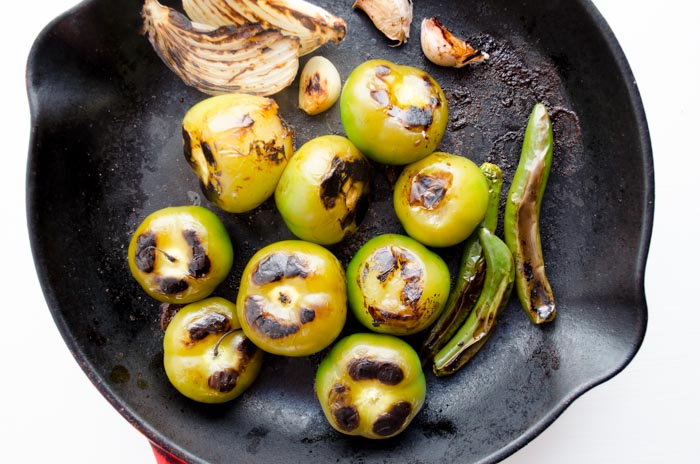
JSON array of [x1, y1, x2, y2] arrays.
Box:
[[504, 103, 556, 324], [432, 227, 514, 376], [419, 163, 503, 363]]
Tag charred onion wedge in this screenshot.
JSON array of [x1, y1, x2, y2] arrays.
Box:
[[141, 0, 300, 96], [182, 0, 347, 56], [420, 17, 487, 68], [353, 0, 412, 46]]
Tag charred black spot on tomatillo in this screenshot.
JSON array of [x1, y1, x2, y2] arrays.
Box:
[[135, 231, 157, 273], [237, 338, 258, 359], [208, 368, 239, 393], [300, 307, 316, 324], [388, 105, 434, 131], [182, 127, 194, 166], [201, 141, 218, 169], [320, 156, 371, 210], [372, 401, 412, 437], [244, 295, 300, 339], [183, 229, 211, 278], [186, 312, 230, 342], [252, 252, 310, 285], [159, 303, 183, 331], [347, 358, 405, 385], [158, 277, 189, 295], [409, 172, 453, 210], [250, 139, 286, 164], [370, 246, 398, 283]]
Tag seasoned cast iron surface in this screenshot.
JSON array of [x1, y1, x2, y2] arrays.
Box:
[[27, 0, 652, 463]]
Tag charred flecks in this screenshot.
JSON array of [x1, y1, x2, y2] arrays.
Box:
[[372, 247, 398, 283], [182, 128, 195, 168], [320, 156, 370, 210], [208, 368, 239, 393], [187, 312, 231, 342], [347, 358, 404, 385], [329, 382, 359, 432], [237, 337, 258, 359], [201, 141, 218, 169], [250, 139, 286, 164], [305, 72, 323, 94], [252, 253, 310, 285], [159, 303, 183, 331], [388, 105, 434, 131], [157, 276, 189, 295], [300, 307, 316, 324], [135, 231, 157, 273], [409, 172, 452, 210], [372, 401, 412, 436], [182, 229, 211, 278], [244, 295, 300, 339]]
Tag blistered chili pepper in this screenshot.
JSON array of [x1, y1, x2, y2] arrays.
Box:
[[419, 163, 503, 363], [504, 103, 556, 324], [432, 227, 514, 376]]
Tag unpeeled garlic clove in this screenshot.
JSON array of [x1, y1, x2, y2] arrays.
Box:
[[353, 0, 412, 46], [298, 56, 341, 115], [420, 17, 488, 68]]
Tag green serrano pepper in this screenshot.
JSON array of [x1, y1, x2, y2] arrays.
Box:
[[432, 227, 514, 376], [419, 163, 503, 364], [504, 103, 556, 324]]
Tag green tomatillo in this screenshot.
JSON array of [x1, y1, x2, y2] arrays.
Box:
[[163, 297, 263, 403], [182, 93, 294, 213], [347, 234, 450, 336], [128, 206, 233, 304], [393, 152, 490, 247], [275, 135, 371, 245], [315, 333, 426, 439], [236, 240, 347, 357], [340, 59, 448, 165]]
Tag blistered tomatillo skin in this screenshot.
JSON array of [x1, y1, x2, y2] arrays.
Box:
[[394, 152, 490, 248], [128, 206, 233, 304], [182, 93, 294, 213], [340, 59, 448, 165], [236, 240, 347, 356], [347, 234, 450, 336], [315, 333, 426, 439], [275, 135, 371, 245], [163, 297, 263, 403]]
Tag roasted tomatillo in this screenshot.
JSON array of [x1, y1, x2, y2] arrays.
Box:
[[275, 135, 371, 245], [347, 234, 450, 336], [340, 59, 448, 165], [163, 297, 263, 403], [182, 93, 294, 213], [315, 333, 426, 439], [128, 206, 233, 304], [236, 240, 347, 356], [393, 152, 490, 247]]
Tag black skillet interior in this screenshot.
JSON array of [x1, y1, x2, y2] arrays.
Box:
[[26, 0, 653, 463]]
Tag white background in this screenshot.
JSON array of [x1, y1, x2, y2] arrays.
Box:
[[3, 0, 698, 462]]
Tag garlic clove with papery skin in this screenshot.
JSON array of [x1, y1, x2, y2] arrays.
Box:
[[420, 17, 488, 68], [353, 0, 412, 46]]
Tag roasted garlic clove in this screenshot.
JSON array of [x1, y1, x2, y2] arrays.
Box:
[[420, 17, 488, 68], [298, 56, 342, 115], [353, 0, 412, 46], [182, 0, 347, 56], [141, 0, 300, 96]]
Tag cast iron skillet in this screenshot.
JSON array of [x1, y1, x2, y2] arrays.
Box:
[[26, 0, 653, 462]]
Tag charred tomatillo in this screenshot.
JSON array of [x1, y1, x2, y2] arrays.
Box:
[[347, 234, 450, 336], [340, 59, 448, 165], [128, 206, 233, 304], [393, 152, 490, 247], [275, 135, 371, 245], [163, 297, 263, 403], [236, 240, 347, 356], [315, 333, 426, 439], [182, 93, 294, 213]]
